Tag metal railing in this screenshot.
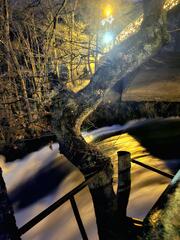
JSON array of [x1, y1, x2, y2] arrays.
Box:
[[18, 173, 98, 239], [131, 159, 174, 179], [17, 155, 175, 240]]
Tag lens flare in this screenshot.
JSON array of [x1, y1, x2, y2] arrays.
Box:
[[103, 32, 113, 44]]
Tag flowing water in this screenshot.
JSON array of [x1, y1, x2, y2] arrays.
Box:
[[0, 118, 180, 240]]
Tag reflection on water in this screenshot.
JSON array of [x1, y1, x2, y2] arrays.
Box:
[[97, 132, 172, 219], [0, 118, 179, 240]]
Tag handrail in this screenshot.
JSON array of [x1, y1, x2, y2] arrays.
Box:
[[17, 155, 176, 239], [18, 172, 99, 237], [131, 159, 174, 179]]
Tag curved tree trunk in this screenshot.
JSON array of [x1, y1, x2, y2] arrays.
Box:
[[52, 0, 168, 239], [52, 115, 123, 239]]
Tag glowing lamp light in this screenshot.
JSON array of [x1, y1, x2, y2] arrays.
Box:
[[103, 32, 113, 44], [103, 5, 112, 18]]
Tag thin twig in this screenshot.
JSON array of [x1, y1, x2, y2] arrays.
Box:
[[168, 28, 180, 33]]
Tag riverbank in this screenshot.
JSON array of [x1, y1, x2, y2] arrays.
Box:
[[84, 101, 180, 129]]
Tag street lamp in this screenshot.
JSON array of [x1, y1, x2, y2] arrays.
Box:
[[100, 4, 114, 47], [101, 4, 114, 25], [95, 3, 114, 68]]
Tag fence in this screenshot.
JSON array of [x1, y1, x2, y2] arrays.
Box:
[[0, 151, 177, 240]]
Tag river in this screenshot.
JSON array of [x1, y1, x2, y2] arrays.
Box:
[[0, 118, 180, 240]]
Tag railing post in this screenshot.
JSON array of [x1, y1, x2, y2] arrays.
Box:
[[117, 151, 131, 220], [70, 196, 88, 240], [0, 168, 21, 240]]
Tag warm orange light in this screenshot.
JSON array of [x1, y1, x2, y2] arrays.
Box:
[[103, 5, 112, 17]]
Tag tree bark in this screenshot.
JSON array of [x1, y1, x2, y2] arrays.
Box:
[[0, 168, 20, 240]]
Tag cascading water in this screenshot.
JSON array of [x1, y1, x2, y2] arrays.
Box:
[[0, 118, 179, 240]]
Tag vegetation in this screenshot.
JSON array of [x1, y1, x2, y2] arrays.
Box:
[[144, 183, 180, 240], [0, 0, 103, 143]]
